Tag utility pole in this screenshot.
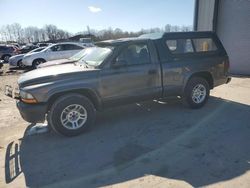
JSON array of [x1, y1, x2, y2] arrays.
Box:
[[87, 26, 90, 35]]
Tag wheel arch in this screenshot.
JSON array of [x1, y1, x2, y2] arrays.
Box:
[[1, 54, 11, 60], [32, 58, 46, 65], [47, 89, 102, 112], [17, 59, 22, 66], [184, 71, 214, 91]]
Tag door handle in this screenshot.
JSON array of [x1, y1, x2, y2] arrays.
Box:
[[148, 69, 157, 75]]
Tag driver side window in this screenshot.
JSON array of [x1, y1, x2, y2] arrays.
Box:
[[51, 45, 63, 52], [116, 43, 150, 66]]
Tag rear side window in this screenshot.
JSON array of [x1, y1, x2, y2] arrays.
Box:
[[51, 45, 63, 51], [62, 44, 83, 51], [193, 38, 218, 52], [166, 37, 218, 55], [166, 39, 194, 54]]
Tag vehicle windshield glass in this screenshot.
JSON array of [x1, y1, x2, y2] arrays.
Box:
[[27, 47, 45, 54], [41, 45, 52, 52], [69, 49, 88, 61], [78, 47, 113, 66]]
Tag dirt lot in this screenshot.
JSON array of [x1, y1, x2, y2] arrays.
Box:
[[0, 66, 250, 187]]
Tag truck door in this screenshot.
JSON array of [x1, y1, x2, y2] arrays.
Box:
[[100, 41, 162, 107]]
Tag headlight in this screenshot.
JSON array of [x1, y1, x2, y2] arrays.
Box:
[[20, 90, 38, 104]]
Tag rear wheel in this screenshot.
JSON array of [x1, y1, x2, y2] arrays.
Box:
[[32, 59, 45, 69], [48, 94, 96, 137], [183, 77, 210, 109]]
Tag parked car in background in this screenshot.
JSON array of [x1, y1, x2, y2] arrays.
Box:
[[0, 60, 3, 70], [0, 45, 20, 62], [20, 44, 37, 54], [10, 43, 21, 49], [37, 48, 89, 68], [22, 42, 86, 68], [11, 32, 231, 136], [37, 43, 52, 48], [9, 47, 46, 68], [80, 38, 95, 47]]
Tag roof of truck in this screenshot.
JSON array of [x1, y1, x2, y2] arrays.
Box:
[[97, 31, 216, 45], [140, 31, 216, 39], [97, 37, 148, 45]]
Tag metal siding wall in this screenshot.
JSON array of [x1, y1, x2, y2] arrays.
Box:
[[197, 0, 215, 31], [217, 0, 250, 75]]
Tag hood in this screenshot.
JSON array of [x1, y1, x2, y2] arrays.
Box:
[[37, 59, 74, 68], [23, 51, 41, 58], [18, 63, 98, 87], [10, 54, 24, 60]]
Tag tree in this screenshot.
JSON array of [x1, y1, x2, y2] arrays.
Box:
[[165, 24, 171, 32], [10, 23, 23, 42], [0, 22, 193, 43]]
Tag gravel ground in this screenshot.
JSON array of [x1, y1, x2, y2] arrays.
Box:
[[0, 67, 250, 188]]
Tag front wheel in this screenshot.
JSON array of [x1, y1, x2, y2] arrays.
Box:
[[32, 59, 45, 69], [183, 77, 210, 109], [18, 60, 26, 69], [48, 94, 96, 137]]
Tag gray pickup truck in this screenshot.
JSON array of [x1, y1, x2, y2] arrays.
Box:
[[12, 32, 231, 136]]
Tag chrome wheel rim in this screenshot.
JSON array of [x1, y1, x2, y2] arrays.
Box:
[[191, 84, 206, 104], [60, 104, 87, 130]]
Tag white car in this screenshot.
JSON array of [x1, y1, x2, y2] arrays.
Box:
[[8, 47, 46, 68], [22, 42, 85, 68], [37, 48, 89, 68]]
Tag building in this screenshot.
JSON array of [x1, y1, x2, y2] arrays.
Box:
[[194, 0, 250, 75]]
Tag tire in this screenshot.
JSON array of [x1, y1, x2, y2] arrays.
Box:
[[183, 77, 210, 109], [48, 94, 96, 137], [32, 59, 45, 69], [3, 55, 11, 63], [17, 60, 25, 69]]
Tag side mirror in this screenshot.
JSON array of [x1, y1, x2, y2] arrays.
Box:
[[111, 60, 127, 69]]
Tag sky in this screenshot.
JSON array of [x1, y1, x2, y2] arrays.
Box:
[[0, 0, 195, 33]]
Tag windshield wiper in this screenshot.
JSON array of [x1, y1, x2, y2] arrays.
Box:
[[78, 59, 90, 68]]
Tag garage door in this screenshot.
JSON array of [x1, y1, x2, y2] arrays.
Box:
[[216, 0, 250, 75]]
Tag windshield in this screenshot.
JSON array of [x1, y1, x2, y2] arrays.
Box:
[[69, 49, 88, 61], [79, 47, 112, 67], [27, 47, 45, 54]]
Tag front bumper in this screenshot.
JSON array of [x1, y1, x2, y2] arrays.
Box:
[[8, 59, 18, 67], [17, 101, 47, 123]]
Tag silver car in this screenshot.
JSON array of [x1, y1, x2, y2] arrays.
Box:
[[8, 47, 46, 68], [37, 48, 89, 68], [22, 42, 86, 69]]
